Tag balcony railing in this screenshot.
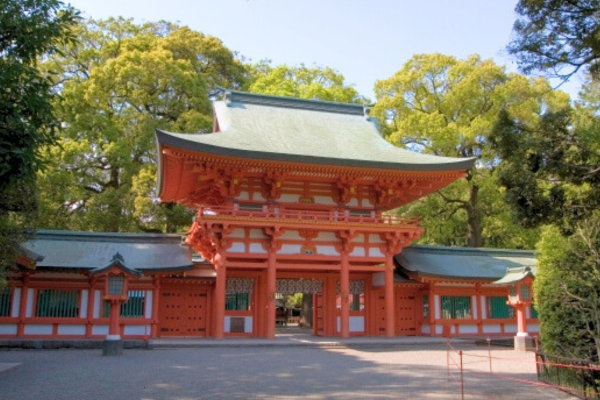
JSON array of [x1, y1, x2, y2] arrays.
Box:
[[198, 206, 420, 226]]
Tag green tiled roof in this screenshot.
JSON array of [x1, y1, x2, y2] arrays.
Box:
[[493, 266, 537, 285], [156, 90, 476, 172], [23, 230, 193, 272], [395, 245, 536, 280]]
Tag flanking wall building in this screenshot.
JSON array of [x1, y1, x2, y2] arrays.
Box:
[[0, 91, 538, 340]]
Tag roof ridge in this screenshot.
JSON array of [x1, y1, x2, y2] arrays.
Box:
[[224, 89, 367, 116], [34, 229, 185, 243], [404, 244, 535, 256]]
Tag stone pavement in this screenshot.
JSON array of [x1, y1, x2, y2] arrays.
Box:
[[0, 334, 578, 400]]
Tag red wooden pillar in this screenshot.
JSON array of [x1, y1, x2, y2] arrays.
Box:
[[108, 301, 120, 337], [266, 248, 277, 339], [384, 253, 395, 338], [213, 253, 226, 339], [17, 274, 29, 336], [151, 276, 160, 337], [85, 277, 95, 338], [340, 250, 350, 338], [516, 304, 528, 335]]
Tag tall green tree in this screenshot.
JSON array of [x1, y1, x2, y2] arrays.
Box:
[[372, 53, 568, 247], [38, 18, 247, 233], [247, 62, 367, 103], [0, 0, 78, 283], [509, 0, 600, 80]]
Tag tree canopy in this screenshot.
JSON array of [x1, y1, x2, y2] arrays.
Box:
[[0, 0, 79, 283], [509, 0, 600, 80], [37, 18, 246, 233], [372, 53, 568, 247]]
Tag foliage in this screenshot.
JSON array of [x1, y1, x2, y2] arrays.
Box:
[[246, 62, 368, 103], [372, 53, 567, 247], [37, 18, 246, 232], [0, 0, 79, 284], [509, 0, 600, 80], [535, 219, 600, 361]]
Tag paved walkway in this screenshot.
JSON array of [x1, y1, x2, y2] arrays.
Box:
[[0, 334, 578, 400]]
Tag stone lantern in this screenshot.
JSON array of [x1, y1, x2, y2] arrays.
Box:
[[92, 253, 140, 356], [493, 266, 536, 351]]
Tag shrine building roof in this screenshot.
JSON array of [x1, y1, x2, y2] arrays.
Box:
[[22, 230, 193, 273], [395, 245, 536, 281], [156, 90, 476, 172]]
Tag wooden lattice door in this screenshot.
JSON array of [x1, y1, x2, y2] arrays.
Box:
[[313, 293, 324, 336], [159, 286, 208, 337]]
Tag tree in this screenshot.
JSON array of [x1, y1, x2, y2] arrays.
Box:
[[535, 219, 600, 361], [509, 0, 600, 80], [37, 18, 246, 232], [0, 0, 78, 283], [246, 62, 367, 103], [372, 53, 568, 247]]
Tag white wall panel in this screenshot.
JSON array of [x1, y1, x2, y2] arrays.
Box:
[[0, 324, 17, 335], [11, 288, 21, 318], [57, 324, 86, 335], [24, 324, 52, 335], [80, 290, 88, 318]]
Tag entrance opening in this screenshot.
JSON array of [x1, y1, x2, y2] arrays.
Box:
[[275, 278, 323, 337]]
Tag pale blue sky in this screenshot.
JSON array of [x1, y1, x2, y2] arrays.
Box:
[[67, 0, 582, 100]]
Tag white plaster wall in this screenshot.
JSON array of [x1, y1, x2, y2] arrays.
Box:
[[368, 234, 384, 243], [314, 196, 336, 206], [350, 247, 365, 257], [434, 295, 441, 319], [249, 243, 267, 254], [526, 307, 531, 319], [236, 191, 250, 201], [93, 290, 102, 318], [480, 296, 487, 320], [281, 231, 303, 241], [92, 325, 109, 336], [279, 244, 302, 255], [316, 246, 339, 256], [145, 291, 153, 319], [57, 324, 86, 335], [421, 324, 431, 334], [11, 288, 20, 318], [124, 325, 151, 336], [528, 323, 540, 333], [347, 198, 359, 207], [504, 324, 518, 333], [249, 229, 266, 239], [459, 324, 478, 334], [369, 248, 384, 257], [24, 324, 52, 335], [350, 316, 365, 332], [229, 228, 246, 238], [372, 272, 385, 287], [0, 324, 17, 335], [471, 295, 478, 319], [482, 324, 502, 334], [279, 194, 297, 203], [80, 290, 88, 318], [316, 232, 337, 241], [244, 316, 253, 333], [228, 242, 246, 253], [26, 289, 34, 317], [435, 325, 443, 335], [253, 192, 266, 202]]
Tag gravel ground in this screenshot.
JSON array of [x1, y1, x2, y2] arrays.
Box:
[[0, 343, 578, 400]]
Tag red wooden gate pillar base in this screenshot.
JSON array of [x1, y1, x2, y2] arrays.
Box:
[[384, 254, 395, 338], [213, 254, 226, 339]]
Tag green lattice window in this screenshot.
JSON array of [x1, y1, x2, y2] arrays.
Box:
[[226, 293, 249, 311], [441, 296, 471, 320], [103, 290, 146, 318], [531, 303, 539, 319], [488, 296, 514, 319], [36, 289, 79, 318], [422, 295, 429, 318], [0, 288, 12, 317], [350, 294, 363, 311]]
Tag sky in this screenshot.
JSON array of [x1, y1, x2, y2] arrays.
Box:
[[67, 0, 583, 100]]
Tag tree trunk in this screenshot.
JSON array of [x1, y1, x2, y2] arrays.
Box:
[[466, 184, 484, 247], [299, 293, 313, 328]]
